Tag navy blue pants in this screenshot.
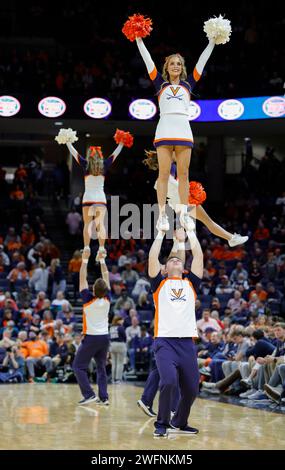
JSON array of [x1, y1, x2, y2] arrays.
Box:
[[153, 337, 199, 429], [141, 360, 180, 412], [73, 334, 109, 400]]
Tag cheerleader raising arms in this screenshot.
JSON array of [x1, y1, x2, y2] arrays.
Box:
[[55, 128, 133, 259], [123, 14, 231, 233]]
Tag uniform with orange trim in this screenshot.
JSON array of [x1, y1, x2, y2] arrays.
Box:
[[136, 37, 215, 148], [80, 289, 110, 335], [66, 142, 124, 207], [150, 271, 200, 338], [72, 287, 110, 404]]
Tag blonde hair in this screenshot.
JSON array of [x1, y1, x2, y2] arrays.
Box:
[[162, 54, 188, 82], [86, 147, 104, 176], [142, 150, 158, 171]]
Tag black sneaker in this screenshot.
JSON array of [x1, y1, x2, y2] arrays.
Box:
[[153, 426, 168, 438], [78, 395, 97, 406], [169, 422, 199, 435], [137, 399, 157, 417]]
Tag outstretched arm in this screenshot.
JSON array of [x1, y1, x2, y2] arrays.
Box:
[[186, 230, 204, 278], [104, 143, 124, 172], [136, 37, 157, 80], [97, 252, 110, 290], [192, 39, 215, 82], [66, 142, 87, 168], [79, 250, 89, 291], [148, 231, 166, 278], [168, 228, 186, 265]]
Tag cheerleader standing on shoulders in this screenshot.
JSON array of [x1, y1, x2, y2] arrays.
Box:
[[55, 128, 133, 259], [122, 14, 231, 232], [143, 150, 248, 247]]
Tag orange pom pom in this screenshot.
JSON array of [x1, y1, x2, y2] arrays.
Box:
[[122, 13, 153, 42], [188, 181, 207, 206], [114, 129, 134, 148]]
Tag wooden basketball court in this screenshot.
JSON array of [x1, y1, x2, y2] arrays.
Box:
[[1, 383, 284, 450]]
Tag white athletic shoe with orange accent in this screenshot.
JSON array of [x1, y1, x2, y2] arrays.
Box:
[[228, 233, 249, 247]]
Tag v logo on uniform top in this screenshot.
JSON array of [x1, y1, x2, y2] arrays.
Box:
[[171, 288, 183, 298], [170, 86, 181, 96], [170, 288, 186, 302]]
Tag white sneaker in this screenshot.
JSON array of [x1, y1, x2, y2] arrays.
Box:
[[95, 247, 107, 262], [239, 389, 256, 398], [201, 381, 217, 389], [228, 233, 249, 247], [180, 212, 195, 232], [156, 214, 169, 232], [247, 390, 266, 400]]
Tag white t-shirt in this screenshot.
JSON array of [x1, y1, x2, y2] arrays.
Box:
[[150, 272, 201, 338]]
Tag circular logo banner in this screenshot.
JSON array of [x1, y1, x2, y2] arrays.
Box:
[[129, 99, 157, 120], [218, 99, 244, 120], [84, 98, 112, 119], [0, 95, 21, 117], [38, 96, 66, 118]]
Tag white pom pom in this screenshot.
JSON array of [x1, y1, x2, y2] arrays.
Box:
[[203, 15, 232, 45], [55, 128, 78, 145]]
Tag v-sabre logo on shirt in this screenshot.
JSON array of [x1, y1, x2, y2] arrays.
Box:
[[166, 86, 183, 101], [170, 288, 186, 302]]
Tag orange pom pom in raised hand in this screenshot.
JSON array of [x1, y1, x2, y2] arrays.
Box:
[[122, 14, 153, 42], [188, 181, 207, 206], [114, 129, 134, 148]]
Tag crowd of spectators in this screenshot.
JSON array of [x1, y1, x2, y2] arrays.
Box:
[[0, 1, 283, 114]]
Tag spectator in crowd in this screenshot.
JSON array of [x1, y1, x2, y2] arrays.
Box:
[[29, 261, 49, 293], [0, 344, 25, 383], [68, 250, 82, 300], [109, 265, 122, 283], [126, 316, 141, 374], [134, 325, 153, 371], [121, 261, 139, 284], [249, 283, 268, 302], [22, 331, 53, 382], [49, 333, 69, 374], [7, 262, 29, 284], [197, 309, 222, 339], [215, 275, 234, 295], [66, 208, 82, 236], [51, 291, 71, 315], [230, 262, 248, 282], [109, 316, 127, 384], [227, 291, 245, 314], [114, 288, 136, 311], [49, 259, 66, 298]]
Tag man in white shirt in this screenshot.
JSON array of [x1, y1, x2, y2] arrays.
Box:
[[148, 226, 203, 437]]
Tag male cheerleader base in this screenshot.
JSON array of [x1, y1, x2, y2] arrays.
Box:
[[148, 228, 203, 437], [73, 250, 111, 405]]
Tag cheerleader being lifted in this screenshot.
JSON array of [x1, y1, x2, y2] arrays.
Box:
[[55, 128, 133, 260], [123, 13, 231, 233]]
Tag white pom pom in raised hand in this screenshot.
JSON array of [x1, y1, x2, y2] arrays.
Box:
[[203, 15, 232, 45], [55, 128, 78, 145]]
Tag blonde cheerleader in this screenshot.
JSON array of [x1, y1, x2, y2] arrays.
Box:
[[55, 128, 133, 259], [123, 14, 231, 232], [143, 150, 248, 247]]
